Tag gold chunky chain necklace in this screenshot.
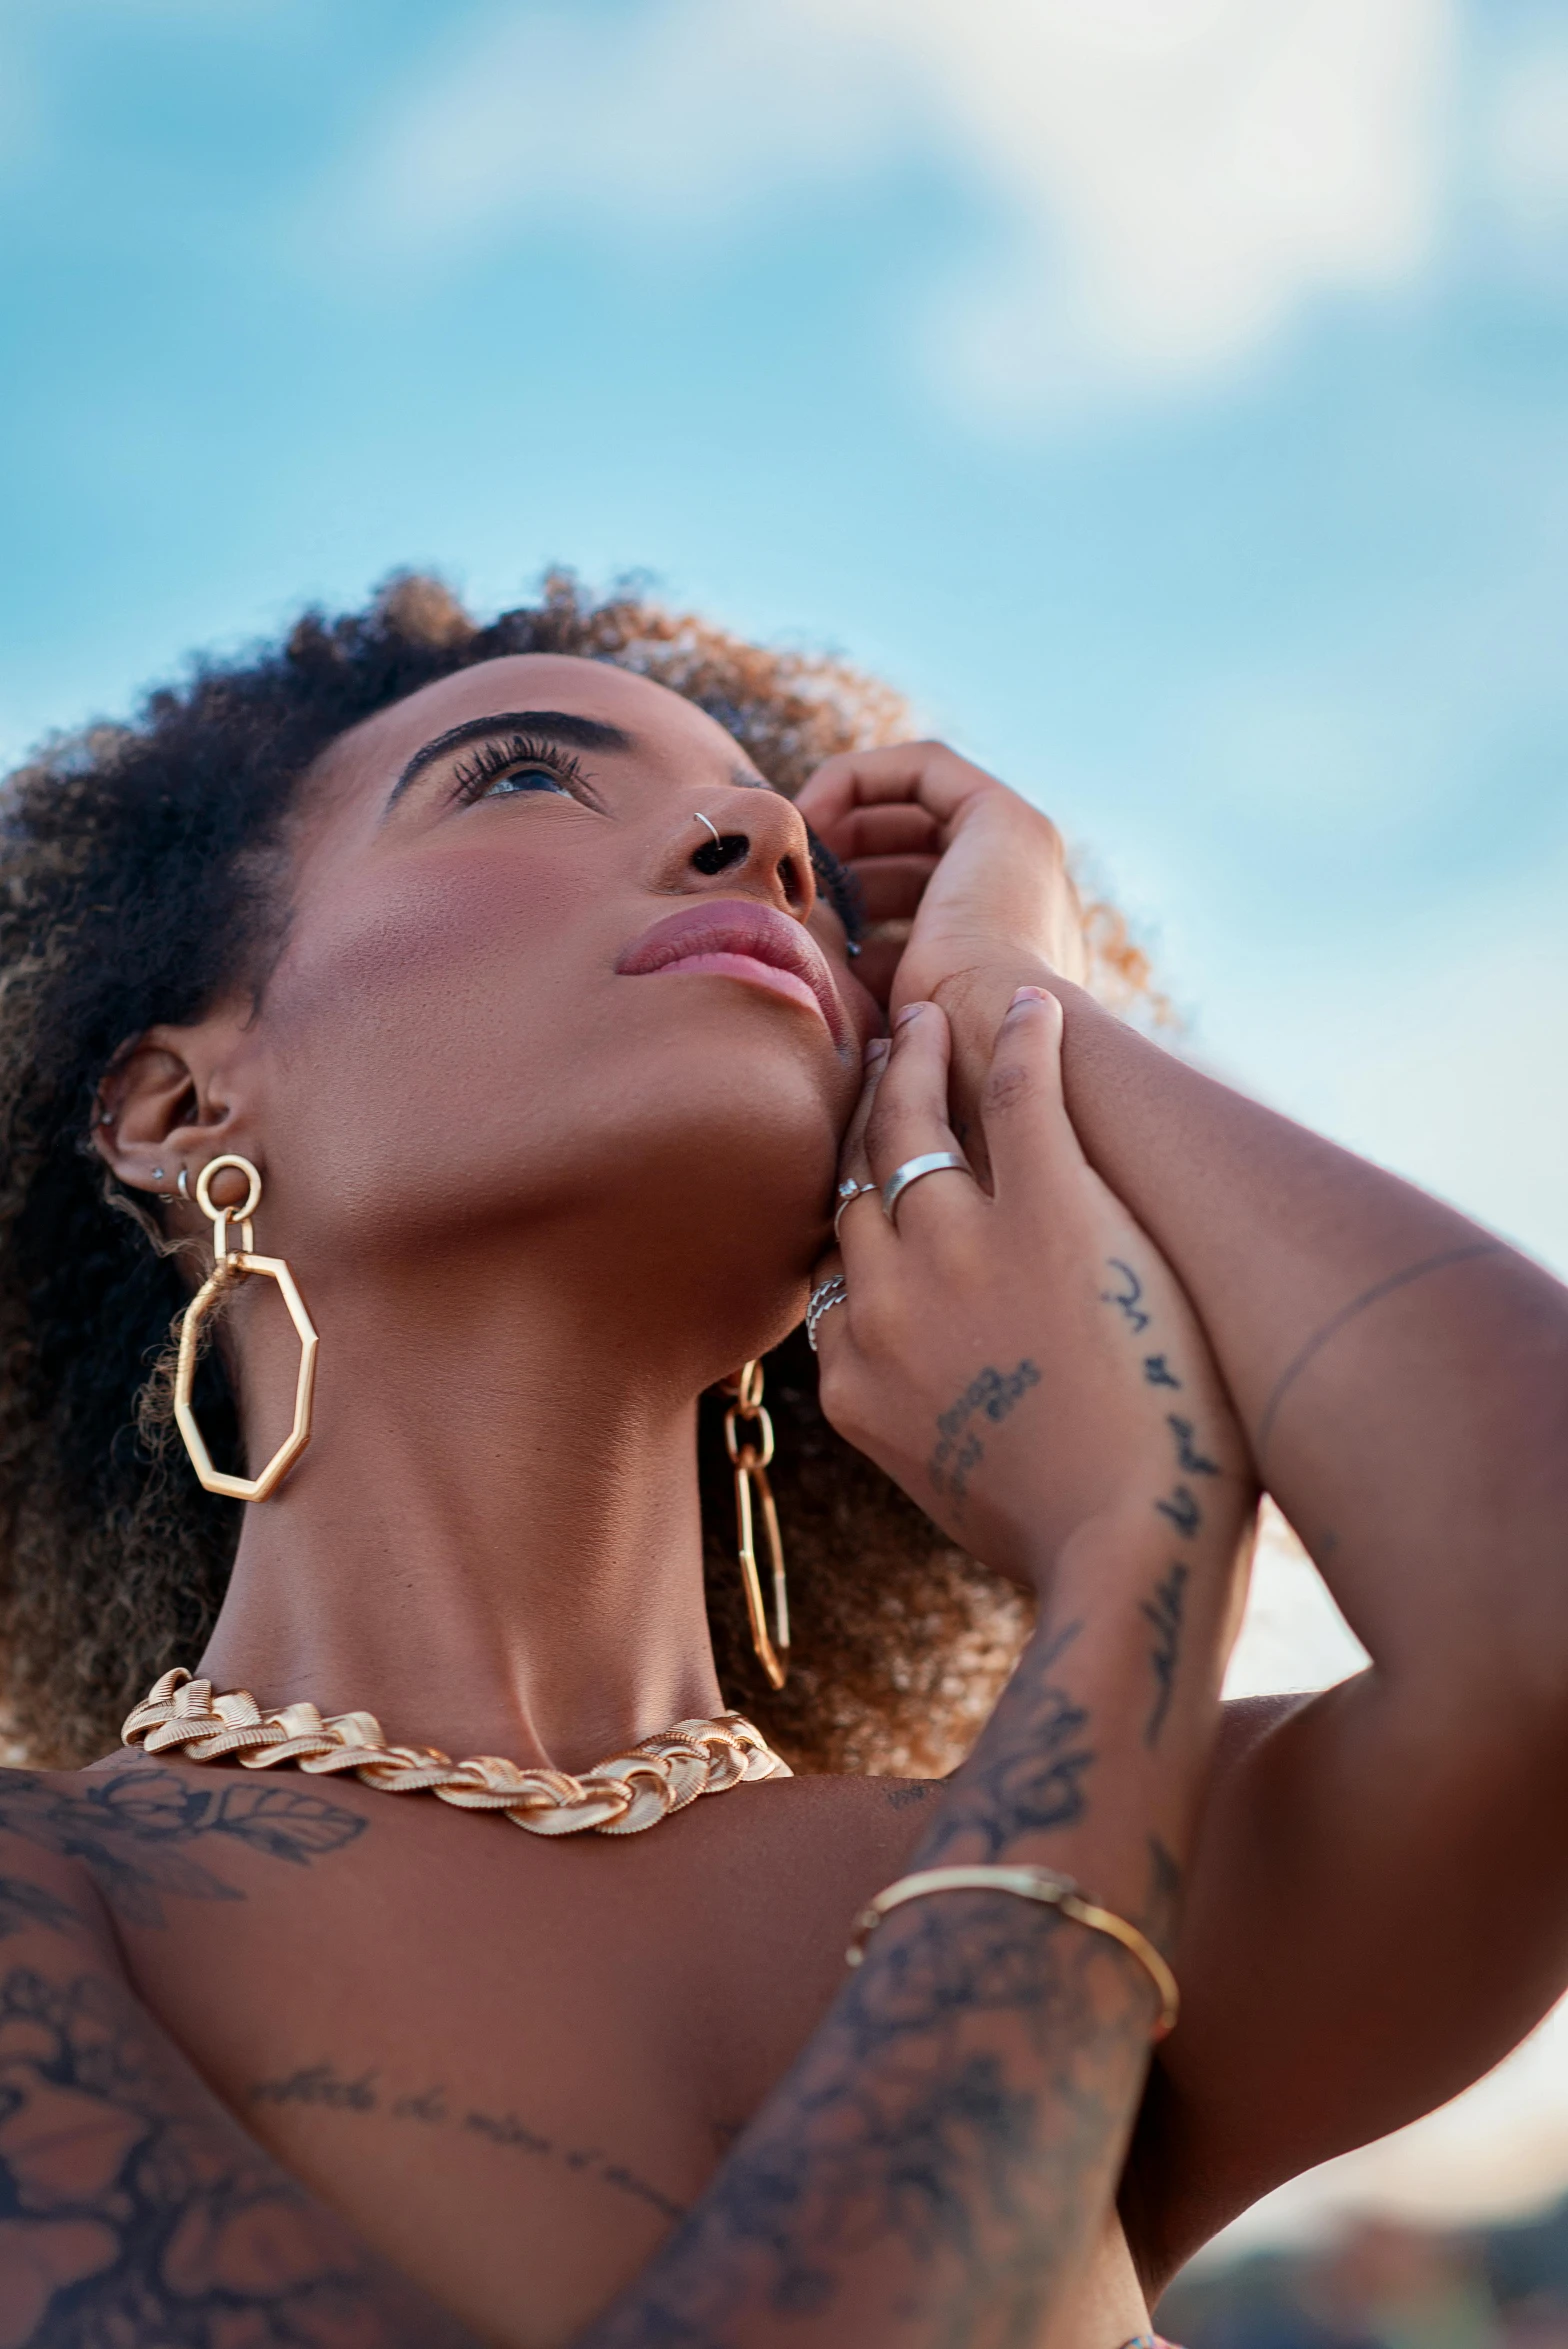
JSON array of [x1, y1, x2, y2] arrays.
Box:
[[122, 1668, 791, 1837]]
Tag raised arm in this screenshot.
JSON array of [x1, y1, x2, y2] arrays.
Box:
[[587, 989, 1254, 2346], [798, 744, 1568, 2277]]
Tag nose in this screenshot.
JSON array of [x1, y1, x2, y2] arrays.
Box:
[[676, 789, 815, 919]]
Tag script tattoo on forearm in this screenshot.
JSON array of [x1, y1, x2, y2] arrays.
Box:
[[1139, 1566, 1189, 1748], [1167, 1416, 1219, 1477], [1101, 1260, 1151, 1334], [1153, 1484, 1202, 1539], [0, 1767, 365, 1926], [928, 1358, 1041, 1508], [1097, 1258, 1227, 1746]]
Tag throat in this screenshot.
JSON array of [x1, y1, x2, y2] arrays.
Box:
[[194, 1289, 727, 1774]]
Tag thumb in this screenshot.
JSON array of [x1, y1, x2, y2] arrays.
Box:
[[979, 985, 1086, 1206]]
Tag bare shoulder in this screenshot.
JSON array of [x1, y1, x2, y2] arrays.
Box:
[[736, 1766, 948, 1864], [0, 1757, 119, 1939], [0, 1748, 372, 1933]]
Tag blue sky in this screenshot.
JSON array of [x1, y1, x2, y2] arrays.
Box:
[[5, 0, 1568, 2233], [2, 0, 1566, 1272]]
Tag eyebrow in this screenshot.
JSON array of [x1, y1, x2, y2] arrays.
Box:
[[386, 709, 635, 807]]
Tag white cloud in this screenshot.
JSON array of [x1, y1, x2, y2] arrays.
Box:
[[330, 0, 1455, 414], [825, 0, 1455, 413]]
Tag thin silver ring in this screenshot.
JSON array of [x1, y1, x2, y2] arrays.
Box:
[[881, 1151, 970, 1228], [806, 1275, 848, 1353], [694, 810, 723, 846], [832, 1179, 877, 1240], [177, 1167, 190, 1201]]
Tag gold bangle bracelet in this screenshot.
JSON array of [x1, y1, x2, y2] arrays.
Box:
[[845, 1863, 1180, 2042]]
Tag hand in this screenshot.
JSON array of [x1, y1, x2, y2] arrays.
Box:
[[813, 989, 1255, 1598], [796, 739, 1081, 1017]]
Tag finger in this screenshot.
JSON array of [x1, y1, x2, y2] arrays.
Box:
[[980, 986, 1085, 1206], [850, 855, 940, 923], [863, 1003, 974, 1233], [836, 804, 942, 859], [805, 1246, 852, 1365], [830, 1036, 890, 1243], [836, 1038, 886, 1186], [796, 743, 1001, 850]]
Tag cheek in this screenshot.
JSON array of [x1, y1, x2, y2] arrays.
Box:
[[278, 845, 590, 1022], [262, 849, 597, 1157]]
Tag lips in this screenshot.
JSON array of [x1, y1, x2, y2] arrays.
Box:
[[616, 898, 847, 1045]]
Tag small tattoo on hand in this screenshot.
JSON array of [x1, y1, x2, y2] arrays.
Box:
[[929, 1359, 1041, 1504]]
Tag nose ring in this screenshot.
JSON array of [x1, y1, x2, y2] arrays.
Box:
[[693, 811, 723, 847]]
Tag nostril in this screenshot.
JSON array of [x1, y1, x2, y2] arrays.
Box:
[[692, 832, 749, 877], [777, 853, 804, 908]]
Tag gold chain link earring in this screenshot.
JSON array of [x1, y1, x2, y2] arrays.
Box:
[[174, 1155, 319, 1502], [723, 1360, 790, 1690]]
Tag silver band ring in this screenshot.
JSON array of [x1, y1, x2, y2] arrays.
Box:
[[806, 1274, 848, 1353], [881, 1150, 970, 1227], [694, 810, 723, 846], [833, 1179, 878, 1240]]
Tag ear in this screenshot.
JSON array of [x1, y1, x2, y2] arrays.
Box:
[[92, 1005, 260, 1207]]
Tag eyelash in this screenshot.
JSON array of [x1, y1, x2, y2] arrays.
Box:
[[449, 733, 588, 805]]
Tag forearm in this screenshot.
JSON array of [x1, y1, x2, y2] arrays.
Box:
[[588, 1494, 1240, 2348], [942, 962, 1568, 1689]]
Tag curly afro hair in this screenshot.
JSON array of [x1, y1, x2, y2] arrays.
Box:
[[0, 570, 1154, 1775]]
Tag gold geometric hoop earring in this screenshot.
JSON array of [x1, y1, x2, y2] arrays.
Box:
[[723, 1360, 790, 1690], [173, 1154, 319, 1503]]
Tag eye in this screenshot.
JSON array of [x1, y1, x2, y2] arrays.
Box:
[[449, 733, 588, 806], [478, 764, 573, 801]]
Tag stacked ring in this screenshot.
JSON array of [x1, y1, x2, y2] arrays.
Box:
[[833, 1178, 877, 1240], [806, 1275, 848, 1353], [881, 1150, 970, 1227]]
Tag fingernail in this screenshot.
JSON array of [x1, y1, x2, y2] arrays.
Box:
[[1006, 986, 1051, 1015], [894, 1001, 930, 1031], [864, 1037, 890, 1071]]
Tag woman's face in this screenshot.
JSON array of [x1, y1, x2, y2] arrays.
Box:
[[232, 654, 879, 1361]]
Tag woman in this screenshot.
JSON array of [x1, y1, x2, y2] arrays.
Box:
[[0, 574, 1563, 2349]]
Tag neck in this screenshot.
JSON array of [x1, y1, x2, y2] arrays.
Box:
[[196, 1247, 728, 1774]]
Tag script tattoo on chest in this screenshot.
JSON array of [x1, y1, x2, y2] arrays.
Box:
[[248, 2060, 687, 2224], [0, 1765, 366, 1926]]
